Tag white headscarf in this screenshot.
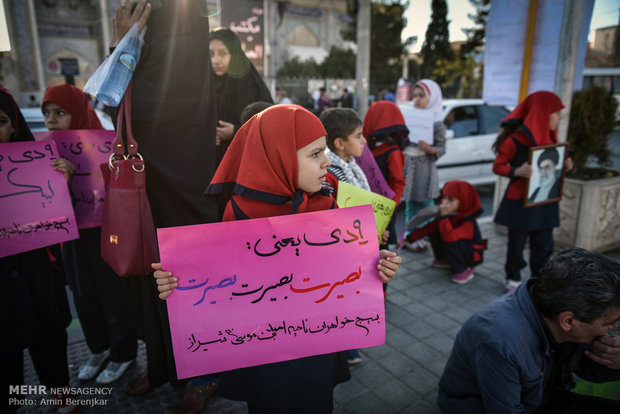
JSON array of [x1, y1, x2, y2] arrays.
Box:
[[415, 79, 443, 121]]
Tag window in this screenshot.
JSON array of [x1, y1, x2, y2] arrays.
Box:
[[479, 105, 510, 134], [444, 106, 478, 138]]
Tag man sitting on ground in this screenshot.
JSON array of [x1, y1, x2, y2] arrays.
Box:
[[438, 248, 620, 413]]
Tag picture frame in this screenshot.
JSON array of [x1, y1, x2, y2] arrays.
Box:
[[524, 142, 568, 208]]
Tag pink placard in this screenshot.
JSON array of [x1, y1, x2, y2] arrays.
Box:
[[0, 140, 79, 258], [34, 130, 114, 229], [355, 145, 396, 200], [158, 205, 385, 379]]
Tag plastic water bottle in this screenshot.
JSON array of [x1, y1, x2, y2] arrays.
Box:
[[96, 26, 143, 107]]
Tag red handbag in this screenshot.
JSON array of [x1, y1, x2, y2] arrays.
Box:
[[100, 85, 159, 276]]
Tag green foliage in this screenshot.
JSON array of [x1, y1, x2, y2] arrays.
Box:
[[460, 0, 490, 59], [567, 86, 618, 178], [319, 46, 356, 79], [276, 46, 356, 80], [341, 1, 406, 87], [276, 56, 320, 79], [432, 56, 480, 98], [279, 0, 406, 84], [420, 0, 454, 79], [407, 59, 421, 82]]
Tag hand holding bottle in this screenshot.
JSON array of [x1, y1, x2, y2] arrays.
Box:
[[110, 0, 151, 49]]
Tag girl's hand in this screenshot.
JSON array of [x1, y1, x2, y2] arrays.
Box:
[[417, 140, 436, 155], [381, 230, 389, 245], [514, 162, 532, 178], [216, 120, 235, 145], [52, 158, 75, 184], [378, 250, 402, 283], [152, 263, 177, 300], [564, 156, 573, 171]]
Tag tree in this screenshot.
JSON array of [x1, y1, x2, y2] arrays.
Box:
[[276, 56, 320, 78], [460, 0, 491, 59], [342, 1, 410, 89], [275, 46, 356, 80], [319, 46, 356, 79], [567, 86, 618, 179], [420, 0, 454, 80], [431, 56, 480, 98]]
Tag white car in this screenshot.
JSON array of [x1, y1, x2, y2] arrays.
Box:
[[400, 99, 511, 185], [21, 107, 115, 131]]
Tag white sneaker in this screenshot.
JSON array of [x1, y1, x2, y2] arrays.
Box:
[[95, 359, 134, 384], [77, 349, 110, 381], [505, 279, 523, 292]]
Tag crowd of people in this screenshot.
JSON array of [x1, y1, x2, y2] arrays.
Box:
[[2, 0, 620, 413]]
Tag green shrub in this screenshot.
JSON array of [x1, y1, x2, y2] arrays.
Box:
[[567, 86, 618, 179]]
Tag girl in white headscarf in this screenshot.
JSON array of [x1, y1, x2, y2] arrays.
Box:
[[402, 79, 446, 252]]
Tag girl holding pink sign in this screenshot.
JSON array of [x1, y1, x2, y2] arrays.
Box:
[[1, 86, 78, 414], [154, 105, 402, 413], [41, 84, 138, 385]]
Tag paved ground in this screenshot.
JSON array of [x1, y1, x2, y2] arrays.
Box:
[[18, 218, 620, 413]]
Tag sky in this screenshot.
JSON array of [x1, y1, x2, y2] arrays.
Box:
[[1, 1, 619, 53], [403, 0, 620, 53]]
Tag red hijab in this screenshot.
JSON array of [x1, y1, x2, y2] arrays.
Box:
[[42, 84, 103, 130], [362, 101, 409, 149], [502, 90, 564, 146], [205, 104, 334, 220], [442, 180, 482, 224]]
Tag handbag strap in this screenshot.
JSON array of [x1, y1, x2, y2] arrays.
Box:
[[112, 83, 139, 158]]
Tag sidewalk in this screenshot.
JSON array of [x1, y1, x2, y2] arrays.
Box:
[[20, 219, 620, 413]]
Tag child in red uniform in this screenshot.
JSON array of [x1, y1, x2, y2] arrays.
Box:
[[406, 180, 487, 284], [152, 105, 401, 414], [362, 101, 407, 248], [42, 84, 137, 384]]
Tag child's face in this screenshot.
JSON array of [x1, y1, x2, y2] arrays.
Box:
[[441, 195, 460, 214], [549, 111, 561, 131], [413, 86, 429, 109], [0, 109, 13, 142], [297, 136, 330, 193], [42, 103, 72, 130], [210, 39, 231, 76], [338, 125, 366, 159]]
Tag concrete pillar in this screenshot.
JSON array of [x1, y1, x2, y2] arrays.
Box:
[[355, 0, 370, 117], [99, 0, 111, 59], [26, 0, 45, 97], [554, 0, 585, 143]]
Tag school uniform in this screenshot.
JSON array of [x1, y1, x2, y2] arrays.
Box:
[[363, 101, 409, 246], [205, 105, 348, 414], [407, 180, 487, 274], [493, 91, 565, 282]]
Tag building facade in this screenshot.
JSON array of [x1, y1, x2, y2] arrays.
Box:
[[1, 0, 351, 107]]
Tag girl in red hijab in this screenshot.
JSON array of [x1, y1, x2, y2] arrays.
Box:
[[406, 180, 487, 284], [42, 84, 103, 130], [41, 84, 138, 386], [362, 101, 408, 208], [363, 101, 407, 295], [1, 86, 77, 414], [492, 91, 570, 292], [154, 104, 401, 413]]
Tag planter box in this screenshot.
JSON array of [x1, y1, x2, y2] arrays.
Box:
[[554, 175, 620, 252]]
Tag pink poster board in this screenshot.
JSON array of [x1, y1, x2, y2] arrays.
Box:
[[0, 140, 79, 258], [34, 130, 114, 229], [355, 145, 396, 200], [158, 205, 385, 379]]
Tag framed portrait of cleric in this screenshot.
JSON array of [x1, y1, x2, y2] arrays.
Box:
[[524, 143, 568, 208]]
